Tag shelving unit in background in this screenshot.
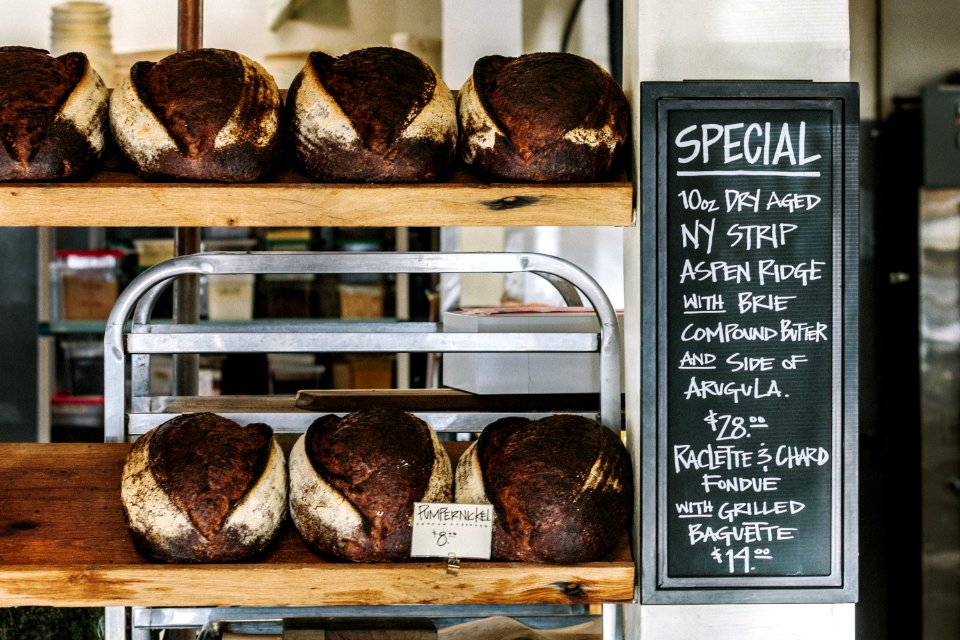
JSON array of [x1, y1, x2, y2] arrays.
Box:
[[34, 223, 454, 442]]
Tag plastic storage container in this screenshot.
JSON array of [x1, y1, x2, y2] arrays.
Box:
[[338, 283, 385, 319], [60, 338, 105, 396]]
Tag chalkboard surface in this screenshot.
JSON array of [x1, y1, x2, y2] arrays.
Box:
[[640, 82, 858, 604]]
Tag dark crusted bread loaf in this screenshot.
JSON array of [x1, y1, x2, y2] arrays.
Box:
[[109, 48, 282, 181], [455, 414, 632, 563], [0, 46, 108, 181], [286, 46, 457, 182], [289, 408, 453, 562], [458, 52, 629, 182], [120, 412, 287, 563]]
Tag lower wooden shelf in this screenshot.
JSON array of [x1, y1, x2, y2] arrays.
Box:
[[0, 443, 635, 607]]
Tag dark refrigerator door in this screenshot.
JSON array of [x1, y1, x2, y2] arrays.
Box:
[[0, 228, 37, 442]]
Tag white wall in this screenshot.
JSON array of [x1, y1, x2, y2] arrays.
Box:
[[0, 1, 440, 59], [633, 0, 850, 82], [5, 1, 957, 136], [848, 0, 877, 119], [880, 0, 960, 117], [0, 0, 443, 87]]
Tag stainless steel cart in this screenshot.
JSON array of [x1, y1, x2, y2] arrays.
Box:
[[102, 251, 624, 640]]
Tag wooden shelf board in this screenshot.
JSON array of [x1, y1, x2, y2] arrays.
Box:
[[0, 167, 633, 228], [295, 389, 606, 412], [152, 389, 605, 414], [0, 443, 635, 607]]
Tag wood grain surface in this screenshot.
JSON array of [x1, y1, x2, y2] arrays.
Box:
[[153, 390, 607, 414], [0, 167, 632, 228], [0, 443, 634, 607], [294, 389, 606, 412]]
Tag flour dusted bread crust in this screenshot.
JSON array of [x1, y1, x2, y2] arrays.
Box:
[[109, 48, 282, 181], [458, 52, 629, 182], [455, 414, 632, 563], [120, 412, 287, 563], [0, 46, 108, 181], [289, 408, 452, 562], [286, 46, 457, 182]]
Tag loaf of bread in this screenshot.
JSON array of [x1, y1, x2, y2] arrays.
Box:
[[286, 46, 457, 182], [0, 46, 108, 181], [458, 52, 629, 182], [455, 414, 632, 563], [120, 412, 287, 563], [109, 48, 282, 181], [289, 408, 453, 562]]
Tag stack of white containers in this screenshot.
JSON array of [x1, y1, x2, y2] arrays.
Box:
[[49, 1, 114, 87]]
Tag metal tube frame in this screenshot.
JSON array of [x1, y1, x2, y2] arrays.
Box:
[[104, 251, 621, 442]]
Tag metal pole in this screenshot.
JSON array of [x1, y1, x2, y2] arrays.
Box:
[[172, 0, 202, 397], [177, 0, 203, 51], [111, 4, 203, 639]]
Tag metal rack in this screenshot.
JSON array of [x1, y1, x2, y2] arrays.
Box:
[[104, 251, 622, 440], [102, 250, 623, 640]]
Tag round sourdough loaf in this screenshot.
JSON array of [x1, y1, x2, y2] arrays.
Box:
[[109, 48, 282, 181], [289, 408, 453, 562], [0, 46, 108, 181], [286, 46, 456, 182], [120, 412, 287, 563], [455, 414, 632, 563], [457, 52, 629, 182]]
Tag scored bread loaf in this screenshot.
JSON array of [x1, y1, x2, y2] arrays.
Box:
[[286, 46, 457, 182], [455, 414, 632, 563], [0, 46, 108, 181], [289, 408, 453, 562], [120, 412, 287, 563], [458, 52, 629, 182], [109, 48, 282, 181]]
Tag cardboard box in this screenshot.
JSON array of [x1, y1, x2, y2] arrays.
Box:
[[442, 307, 624, 395], [61, 275, 118, 320], [339, 283, 384, 319], [53, 250, 124, 321], [333, 355, 394, 389]]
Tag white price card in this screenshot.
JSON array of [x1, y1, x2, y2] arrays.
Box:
[[410, 502, 493, 559]]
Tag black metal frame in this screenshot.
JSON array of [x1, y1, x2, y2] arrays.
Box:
[[639, 81, 860, 604]]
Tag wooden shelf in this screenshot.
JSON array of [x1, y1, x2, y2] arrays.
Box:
[[0, 443, 635, 607], [144, 389, 608, 414], [0, 166, 633, 228]]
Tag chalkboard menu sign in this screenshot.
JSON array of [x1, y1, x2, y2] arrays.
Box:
[[639, 82, 858, 604]]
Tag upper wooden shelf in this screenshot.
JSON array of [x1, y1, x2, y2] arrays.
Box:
[[0, 443, 635, 607], [0, 164, 634, 228]]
